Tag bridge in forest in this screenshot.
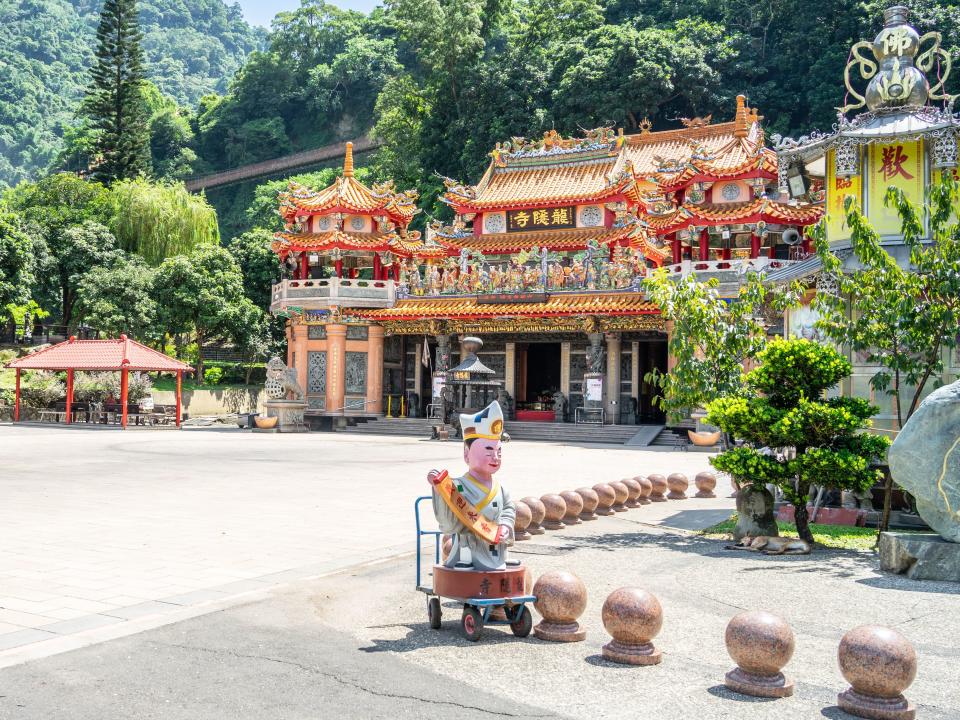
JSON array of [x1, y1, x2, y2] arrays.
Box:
[[184, 136, 381, 192]]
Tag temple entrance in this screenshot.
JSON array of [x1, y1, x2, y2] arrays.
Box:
[[636, 336, 668, 423], [516, 342, 561, 421]]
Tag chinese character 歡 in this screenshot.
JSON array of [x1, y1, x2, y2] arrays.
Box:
[[880, 146, 914, 182]]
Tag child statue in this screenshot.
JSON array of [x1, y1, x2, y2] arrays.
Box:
[[427, 400, 516, 570]]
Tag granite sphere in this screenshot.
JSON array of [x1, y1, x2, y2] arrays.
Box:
[[514, 501, 532, 541], [601, 587, 663, 665], [593, 483, 617, 515], [667, 472, 689, 499], [647, 474, 668, 501], [560, 491, 584, 525], [622, 478, 643, 508], [575, 487, 599, 520], [694, 471, 717, 498], [838, 625, 917, 699], [726, 611, 795, 676], [610, 480, 630, 511], [540, 493, 568, 530], [532, 570, 588, 642], [635, 476, 652, 504], [522, 496, 546, 535]]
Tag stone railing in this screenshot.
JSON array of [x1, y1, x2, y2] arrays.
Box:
[[662, 257, 800, 277], [270, 278, 397, 312]]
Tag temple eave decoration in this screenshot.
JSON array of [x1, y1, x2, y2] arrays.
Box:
[[644, 198, 824, 235]]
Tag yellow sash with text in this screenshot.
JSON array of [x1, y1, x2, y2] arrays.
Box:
[[434, 470, 499, 543]]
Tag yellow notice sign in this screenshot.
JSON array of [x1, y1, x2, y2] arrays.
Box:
[[868, 141, 925, 236], [826, 149, 862, 243]]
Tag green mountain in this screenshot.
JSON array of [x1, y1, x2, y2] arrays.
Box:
[[0, 0, 264, 187]]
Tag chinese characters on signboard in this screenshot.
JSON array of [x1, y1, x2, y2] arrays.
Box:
[[506, 206, 576, 232], [868, 141, 924, 236], [826, 149, 862, 243]]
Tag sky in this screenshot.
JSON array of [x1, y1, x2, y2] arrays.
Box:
[[235, 0, 380, 27]]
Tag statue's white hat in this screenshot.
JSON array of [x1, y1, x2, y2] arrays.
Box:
[[461, 400, 504, 443]]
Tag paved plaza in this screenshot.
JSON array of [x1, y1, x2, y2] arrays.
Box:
[[0, 425, 726, 666]]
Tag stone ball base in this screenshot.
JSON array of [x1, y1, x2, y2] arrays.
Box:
[[838, 688, 915, 720], [579, 511, 598, 521], [563, 514, 583, 525], [527, 523, 545, 535], [725, 668, 794, 698], [667, 490, 688, 500], [602, 639, 662, 666], [649, 494, 667, 502], [543, 519, 566, 530], [595, 507, 617, 515], [515, 529, 531, 541], [534, 620, 586, 642], [695, 490, 717, 498]]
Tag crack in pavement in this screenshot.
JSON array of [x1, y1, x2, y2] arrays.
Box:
[[147, 640, 559, 718]]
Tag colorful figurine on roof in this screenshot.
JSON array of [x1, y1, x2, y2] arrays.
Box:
[[428, 400, 516, 571]]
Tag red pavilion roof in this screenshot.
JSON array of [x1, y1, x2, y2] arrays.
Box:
[[5, 336, 194, 372]]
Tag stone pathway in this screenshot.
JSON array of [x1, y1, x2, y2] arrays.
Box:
[[0, 424, 725, 666]]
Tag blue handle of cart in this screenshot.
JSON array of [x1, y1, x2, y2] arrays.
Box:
[[415, 495, 441, 590], [467, 595, 537, 607]]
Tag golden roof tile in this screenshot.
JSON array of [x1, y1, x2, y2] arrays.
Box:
[[446, 226, 632, 255], [643, 199, 824, 235]]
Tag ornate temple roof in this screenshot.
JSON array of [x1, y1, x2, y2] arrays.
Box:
[[442, 129, 639, 210], [643, 198, 824, 235], [272, 229, 448, 259], [352, 292, 659, 321], [277, 143, 419, 225], [436, 226, 634, 255]]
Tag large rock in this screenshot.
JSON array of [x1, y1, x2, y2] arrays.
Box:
[[879, 532, 960, 582], [735, 485, 779, 540], [888, 380, 960, 542]]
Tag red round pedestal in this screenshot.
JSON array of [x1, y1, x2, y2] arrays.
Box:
[[433, 565, 527, 600]]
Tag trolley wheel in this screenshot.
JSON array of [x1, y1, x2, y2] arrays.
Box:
[[428, 597, 442, 630], [510, 606, 533, 638], [461, 606, 484, 642]]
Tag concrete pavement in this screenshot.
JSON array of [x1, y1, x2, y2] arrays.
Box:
[[0, 424, 724, 664]]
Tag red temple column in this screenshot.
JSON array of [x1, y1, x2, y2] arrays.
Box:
[[750, 233, 761, 259], [335, 259, 343, 278], [373, 253, 382, 280], [65, 369, 74, 424], [802, 232, 812, 256], [349, 268, 358, 279], [721, 247, 732, 261], [175, 370, 182, 428], [392, 263, 400, 282], [767, 245, 776, 259], [120, 367, 129, 429], [671, 233, 681, 264], [698, 229, 710, 261], [14, 368, 20, 422], [299, 254, 308, 280]]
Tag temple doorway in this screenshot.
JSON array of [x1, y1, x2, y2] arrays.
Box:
[[516, 342, 561, 420]]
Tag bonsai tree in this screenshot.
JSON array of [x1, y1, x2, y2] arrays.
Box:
[[707, 338, 889, 544]]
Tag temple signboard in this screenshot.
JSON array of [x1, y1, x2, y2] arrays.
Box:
[[825, 150, 862, 242], [507, 206, 576, 232], [867, 141, 924, 236], [476, 292, 549, 305]]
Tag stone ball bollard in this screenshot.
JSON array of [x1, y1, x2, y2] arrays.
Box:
[[837, 625, 917, 720], [647, 474, 668, 502], [593, 483, 617, 516], [575, 487, 599, 521], [560, 491, 584, 525], [724, 611, 795, 698], [522, 496, 546, 535], [532, 571, 587, 642], [601, 587, 663, 665], [610, 480, 630, 512], [622, 478, 643, 508], [540, 493, 568, 531], [514, 500, 532, 541], [695, 471, 717, 498], [667, 472, 689, 500], [635, 476, 652, 504]]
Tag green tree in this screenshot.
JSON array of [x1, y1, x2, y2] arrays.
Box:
[[153, 245, 260, 377], [642, 270, 795, 423], [76, 255, 158, 340], [228, 230, 281, 310], [109, 178, 219, 265], [708, 338, 890, 543], [0, 211, 34, 317], [813, 174, 960, 530], [84, 0, 152, 183]]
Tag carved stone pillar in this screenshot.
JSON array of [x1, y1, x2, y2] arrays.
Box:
[[435, 334, 451, 373], [291, 323, 308, 397], [604, 332, 621, 425], [413, 341, 423, 399], [560, 341, 571, 396], [504, 342, 516, 397], [325, 323, 347, 414], [631, 340, 640, 410], [366, 324, 384, 415]]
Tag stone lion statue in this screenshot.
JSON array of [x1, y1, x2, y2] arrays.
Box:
[[264, 357, 305, 401]]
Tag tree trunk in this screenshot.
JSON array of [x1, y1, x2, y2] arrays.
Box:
[[196, 334, 205, 381], [793, 500, 814, 543]]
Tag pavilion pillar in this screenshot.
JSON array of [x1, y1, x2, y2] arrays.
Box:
[[65, 369, 74, 424], [721, 247, 732, 261], [671, 233, 682, 264], [698, 229, 710, 261], [300, 254, 308, 280], [373, 253, 382, 280], [665, 320, 677, 372], [120, 368, 129, 429], [325, 323, 347, 414], [335, 259, 343, 278], [366, 325, 384, 415], [767, 245, 776, 259], [504, 342, 516, 399], [604, 332, 621, 425], [175, 370, 182, 428], [392, 264, 400, 282], [802, 232, 812, 256], [559, 342, 571, 399], [291, 323, 308, 396], [14, 368, 20, 422], [750, 233, 761, 259]]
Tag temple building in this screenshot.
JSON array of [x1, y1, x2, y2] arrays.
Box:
[[270, 99, 823, 431]]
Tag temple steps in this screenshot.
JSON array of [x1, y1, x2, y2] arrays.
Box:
[[340, 417, 659, 445]]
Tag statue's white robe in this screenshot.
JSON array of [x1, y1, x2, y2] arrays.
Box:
[[433, 473, 516, 571]]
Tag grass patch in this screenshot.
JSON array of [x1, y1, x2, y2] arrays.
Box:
[[151, 377, 257, 392], [700, 514, 879, 551]]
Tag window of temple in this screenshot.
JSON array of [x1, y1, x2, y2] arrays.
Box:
[[483, 212, 506, 234], [578, 205, 603, 227]]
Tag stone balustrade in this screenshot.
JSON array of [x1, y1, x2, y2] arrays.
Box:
[[270, 278, 397, 312]]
